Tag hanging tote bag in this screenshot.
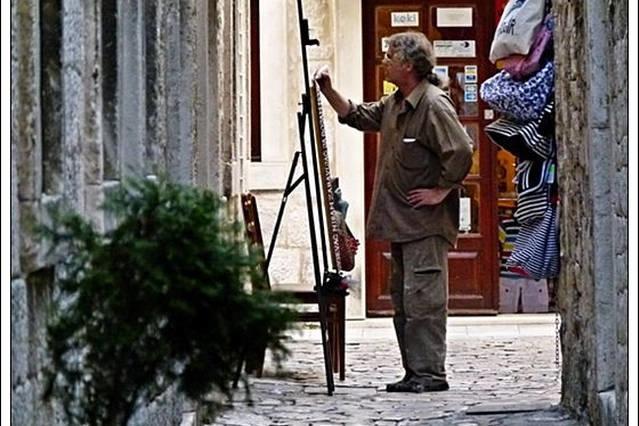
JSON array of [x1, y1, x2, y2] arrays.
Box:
[[507, 205, 559, 280], [489, 0, 546, 63], [513, 158, 554, 224], [480, 61, 554, 122], [502, 14, 554, 81], [484, 101, 555, 161]]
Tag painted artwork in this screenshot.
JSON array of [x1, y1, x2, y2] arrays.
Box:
[[310, 83, 358, 272]]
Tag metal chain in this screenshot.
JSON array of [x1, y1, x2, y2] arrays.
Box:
[[554, 308, 561, 383]]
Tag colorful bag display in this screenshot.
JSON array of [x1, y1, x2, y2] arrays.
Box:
[[480, 61, 554, 122], [502, 14, 554, 81], [488, 0, 559, 284], [489, 0, 546, 63], [508, 205, 559, 280], [484, 101, 555, 161]]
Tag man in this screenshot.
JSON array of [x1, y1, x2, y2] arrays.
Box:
[[314, 31, 473, 393]]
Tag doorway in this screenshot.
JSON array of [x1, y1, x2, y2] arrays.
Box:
[[362, 0, 499, 316]]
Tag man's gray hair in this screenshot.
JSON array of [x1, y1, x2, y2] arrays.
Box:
[[388, 32, 441, 86]]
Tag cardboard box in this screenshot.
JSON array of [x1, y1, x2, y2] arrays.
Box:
[[499, 277, 522, 313], [521, 279, 549, 313]]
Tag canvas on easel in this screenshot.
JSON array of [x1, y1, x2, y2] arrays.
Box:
[[310, 83, 359, 273]]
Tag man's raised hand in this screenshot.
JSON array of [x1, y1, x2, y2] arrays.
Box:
[[313, 65, 332, 92]]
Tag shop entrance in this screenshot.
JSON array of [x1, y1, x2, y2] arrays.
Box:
[[362, 0, 500, 316]]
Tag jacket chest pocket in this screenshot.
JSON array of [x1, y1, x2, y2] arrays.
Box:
[[395, 137, 431, 170]]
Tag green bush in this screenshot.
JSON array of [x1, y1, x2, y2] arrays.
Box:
[[41, 177, 293, 426]]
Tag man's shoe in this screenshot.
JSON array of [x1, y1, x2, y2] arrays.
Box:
[[386, 377, 449, 393], [385, 373, 413, 392], [420, 379, 449, 392]]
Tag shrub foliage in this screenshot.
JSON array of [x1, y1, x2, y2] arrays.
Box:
[[42, 177, 293, 426]]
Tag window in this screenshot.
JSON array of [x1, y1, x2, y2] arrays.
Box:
[[250, 0, 261, 161], [102, 0, 119, 178], [40, 0, 63, 194]]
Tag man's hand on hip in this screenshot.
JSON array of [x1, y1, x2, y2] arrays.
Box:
[[407, 187, 453, 208]]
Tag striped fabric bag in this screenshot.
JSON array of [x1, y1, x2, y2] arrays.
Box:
[[513, 159, 554, 224], [507, 205, 559, 280], [484, 101, 555, 161]]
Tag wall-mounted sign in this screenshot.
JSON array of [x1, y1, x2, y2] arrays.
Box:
[[464, 84, 478, 103], [433, 65, 449, 80], [433, 40, 476, 57], [437, 7, 473, 27], [381, 37, 390, 52], [459, 197, 472, 232], [464, 65, 478, 83], [391, 11, 419, 27]]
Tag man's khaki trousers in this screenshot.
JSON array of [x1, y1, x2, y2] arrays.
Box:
[[390, 235, 450, 382]]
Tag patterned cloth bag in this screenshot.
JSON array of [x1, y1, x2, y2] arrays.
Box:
[[489, 0, 546, 63], [334, 211, 359, 272], [508, 205, 559, 280], [480, 61, 554, 122], [513, 158, 554, 224], [502, 14, 554, 81], [484, 101, 555, 161]]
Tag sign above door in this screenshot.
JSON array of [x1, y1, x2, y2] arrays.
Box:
[[390, 11, 419, 27], [436, 7, 473, 27]]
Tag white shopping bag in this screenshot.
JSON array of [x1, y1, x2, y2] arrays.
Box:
[[489, 0, 546, 63]]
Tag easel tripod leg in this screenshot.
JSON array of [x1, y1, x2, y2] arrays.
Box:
[[318, 292, 335, 394]]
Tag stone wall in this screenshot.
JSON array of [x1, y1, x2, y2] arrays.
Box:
[[10, 0, 247, 424], [554, 0, 628, 424], [554, 1, 593, 416], [607, 1, 629, 424]]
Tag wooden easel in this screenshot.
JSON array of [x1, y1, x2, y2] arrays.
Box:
[[238, 0, 352, 395]]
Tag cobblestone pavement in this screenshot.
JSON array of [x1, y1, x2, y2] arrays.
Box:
[[209, 319, 580, 426]]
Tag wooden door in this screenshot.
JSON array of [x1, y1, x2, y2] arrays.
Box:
[[363, 0, 499, 315]]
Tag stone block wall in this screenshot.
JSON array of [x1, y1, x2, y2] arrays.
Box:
[[10, 0, 248, 424], [554, 0, 628, 424], [607, 1, 628, 424], [554, 1, 593, 416]]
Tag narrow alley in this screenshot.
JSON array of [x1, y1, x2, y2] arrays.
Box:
[[7, 0, 630, 424], [206, 316, 578, 425]]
